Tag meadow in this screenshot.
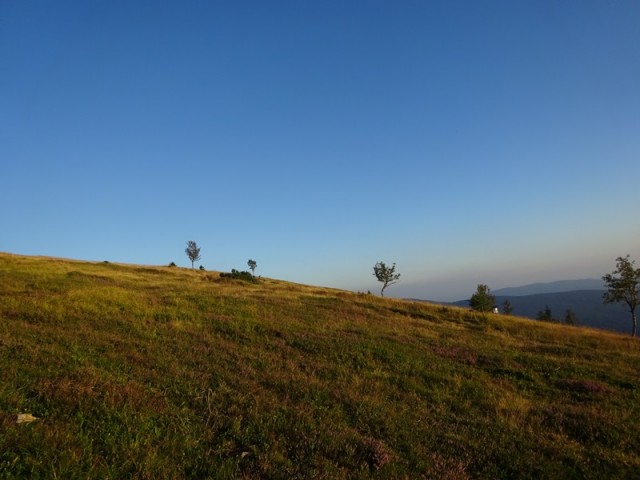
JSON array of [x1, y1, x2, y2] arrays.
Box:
[[1, 253, 639, 479]]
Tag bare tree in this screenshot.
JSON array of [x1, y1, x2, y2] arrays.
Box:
[[185, 241, 201, 270]]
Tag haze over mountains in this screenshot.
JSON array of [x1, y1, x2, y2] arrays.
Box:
[[448, 279, 631, 334], [492, 279, 605, 296]]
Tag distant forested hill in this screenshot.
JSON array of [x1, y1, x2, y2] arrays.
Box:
[[453, 290, 630, 334]]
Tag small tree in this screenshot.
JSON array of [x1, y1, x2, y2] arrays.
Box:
[[185, 240, 201, 270], [502, 300, 513, 315], [469, 284, 495, 312], [373, 261, 400, 297], [247, 259, 257, 276], [603, 255, 640, 337], [564, 309, 578, 326], [536, 305, 554, 322]]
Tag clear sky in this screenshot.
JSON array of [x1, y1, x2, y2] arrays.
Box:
[[2, 1, 639, 301]]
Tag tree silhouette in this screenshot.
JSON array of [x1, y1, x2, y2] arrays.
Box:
[[536, 305, 554, 322], [373, 262, 400, 297], [247, 259, 257, 276], [185, 241, 201, 270], [603, 255, 640, 336], [564, 309, 578, 326], [502, 300, 513, 315]]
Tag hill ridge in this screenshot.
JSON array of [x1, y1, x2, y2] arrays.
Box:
[[493, 278, 605, 296]]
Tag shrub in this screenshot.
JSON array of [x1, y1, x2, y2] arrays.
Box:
[[219, 269, 257, 283], [168, 262, 177, 267], [199, 265, 205, 271]]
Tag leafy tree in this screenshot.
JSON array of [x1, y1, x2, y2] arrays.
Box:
[[373, 261, 400, 297], [247, 259, 257, 276], [502, 300, 513, 315], [603, 255, 640, 337], [469, 284, 495, 312], [564, 309, 578, 326], [185, 240, 201, 270], [536, 305, 554, 322]]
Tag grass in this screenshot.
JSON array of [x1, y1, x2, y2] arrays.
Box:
[[1, 252, 639, 478]]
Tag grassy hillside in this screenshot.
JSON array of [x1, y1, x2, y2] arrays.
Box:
[[1, 253, 639, 479]]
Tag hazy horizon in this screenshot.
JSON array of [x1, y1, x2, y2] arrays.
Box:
[[2, 2, 638, 296], [0, 248, 612, 304]]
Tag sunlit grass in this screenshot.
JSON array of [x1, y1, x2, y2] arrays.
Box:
[[1, 252, 639, 478]]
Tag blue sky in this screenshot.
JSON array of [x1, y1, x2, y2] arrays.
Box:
[[2, 1, 639, 300]]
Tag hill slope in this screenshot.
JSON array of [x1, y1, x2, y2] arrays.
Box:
[[1, 253, 640, 478]]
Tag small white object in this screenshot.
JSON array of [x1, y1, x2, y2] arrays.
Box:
[[16, 413, 39, 424]]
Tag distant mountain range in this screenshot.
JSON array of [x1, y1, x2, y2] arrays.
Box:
[[445, 279, 632, 335], [492, 278, 605, 296]]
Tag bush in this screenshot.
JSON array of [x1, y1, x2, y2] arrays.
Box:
[[168, 262, 177, 267], [219, 269, 257, 283], [199, 265, 205, 271]]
